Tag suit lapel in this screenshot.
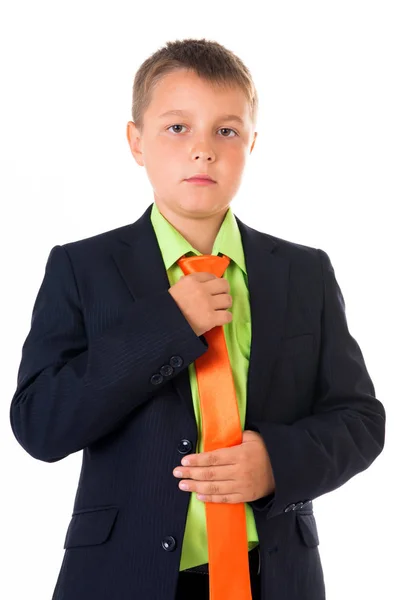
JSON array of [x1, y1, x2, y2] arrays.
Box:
[[111, 204, 290, 429]]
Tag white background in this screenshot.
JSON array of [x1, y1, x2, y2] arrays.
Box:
[[1, 1, 398, 599]]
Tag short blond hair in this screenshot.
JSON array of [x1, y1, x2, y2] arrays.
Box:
[[131, 38, 258, 133]]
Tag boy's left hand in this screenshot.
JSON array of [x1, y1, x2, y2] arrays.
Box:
[[172, 430, 275, 503]]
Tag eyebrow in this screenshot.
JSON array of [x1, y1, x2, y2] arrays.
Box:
[[158, 109, 245, 126]]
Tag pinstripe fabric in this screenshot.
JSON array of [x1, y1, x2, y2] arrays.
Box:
[[9, 202, 385, 600]]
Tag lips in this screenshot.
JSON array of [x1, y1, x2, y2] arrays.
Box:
[[186, 174, 216, 182]]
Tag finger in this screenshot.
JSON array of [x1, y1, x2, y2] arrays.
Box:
[[179, 477, 238, 496], [182, 446, 240, 467], [196, 493, 244, 504], [178, 465, 237, 481]]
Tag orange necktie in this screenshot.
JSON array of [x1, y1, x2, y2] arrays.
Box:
[[177, 253, 253, 600]]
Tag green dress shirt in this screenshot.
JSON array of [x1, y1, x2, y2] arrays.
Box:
[[150, 202, 259, 571]]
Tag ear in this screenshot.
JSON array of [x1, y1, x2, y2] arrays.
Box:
[[126, 121, 144, 166], [250, 131, 257, 154]]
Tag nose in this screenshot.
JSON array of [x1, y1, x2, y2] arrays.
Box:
[[191, 146, 215, 162]]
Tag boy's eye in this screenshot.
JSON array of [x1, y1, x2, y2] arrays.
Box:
[[167, 124, 237, 137]]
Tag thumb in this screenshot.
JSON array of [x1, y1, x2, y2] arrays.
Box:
[[242, 430, 262, 443]]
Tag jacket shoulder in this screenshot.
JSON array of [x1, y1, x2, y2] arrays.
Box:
[[60, 222, 133, 255], [268, 231, 318, 258], [247, 223, 321, 265]]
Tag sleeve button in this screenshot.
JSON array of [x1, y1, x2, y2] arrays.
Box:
[[150, 373, 163, 385], [160, 364, 174, 376], [170, 356, 183, 368]]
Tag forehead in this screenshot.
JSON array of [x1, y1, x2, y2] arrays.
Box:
[[147, 69, 249, 117]]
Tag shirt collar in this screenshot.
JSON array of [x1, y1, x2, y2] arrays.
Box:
[[150, 202, 247, 275]]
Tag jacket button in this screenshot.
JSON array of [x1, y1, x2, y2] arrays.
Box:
[[302, 499, 312, 507], [293, 502, 304, 511], [150, 373, 163, 385], [170, 356, 183, 368], [160, 364, 174, 377], [284, 503, 297, 512], [161, 536, 177, 552], [178, 439, 193, 454]]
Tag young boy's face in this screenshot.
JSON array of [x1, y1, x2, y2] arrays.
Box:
[[126, 69, 257, 219]]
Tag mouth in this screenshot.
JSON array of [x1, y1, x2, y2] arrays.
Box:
[[185, 175, 216, 184]]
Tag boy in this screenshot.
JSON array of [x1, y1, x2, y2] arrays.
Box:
[[10, 38, 385, 600]]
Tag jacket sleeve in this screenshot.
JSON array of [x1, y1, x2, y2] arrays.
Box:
[[10, 244, 208, 463], [247, 248, 386, 519]]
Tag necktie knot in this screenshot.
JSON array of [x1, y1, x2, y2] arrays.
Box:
[[177, 253, 230, 278]]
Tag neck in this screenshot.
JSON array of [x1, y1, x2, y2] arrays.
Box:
[[155, 200, 229, 255]]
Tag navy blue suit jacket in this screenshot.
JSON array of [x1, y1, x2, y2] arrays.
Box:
[[10, 203, 385, 600]]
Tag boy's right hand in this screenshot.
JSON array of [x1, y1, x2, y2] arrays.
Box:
[[168, 272, 233, 337]]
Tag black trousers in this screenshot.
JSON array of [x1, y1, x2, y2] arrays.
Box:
[[175, 549, 261, 600], [175, 570, 261, 599]]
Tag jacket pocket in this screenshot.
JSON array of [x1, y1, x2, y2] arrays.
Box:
[[64, 505, 119, 549], [296, 512, 320, 548], [278, 333, 314, 357]]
